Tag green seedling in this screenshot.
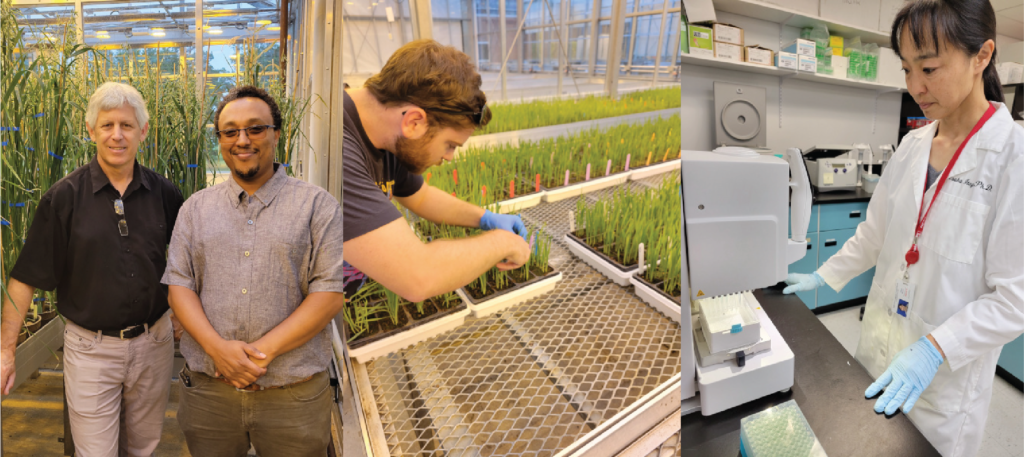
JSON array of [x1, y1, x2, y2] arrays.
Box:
[[477, 86, 681, 135]]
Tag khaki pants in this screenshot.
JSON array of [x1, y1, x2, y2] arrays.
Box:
[[177, 365, 332, 457], [63, 313, 175, 457]]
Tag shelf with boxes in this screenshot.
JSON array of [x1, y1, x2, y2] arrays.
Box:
[[683, 0, 908, 91], [679, 49, 903, 92]]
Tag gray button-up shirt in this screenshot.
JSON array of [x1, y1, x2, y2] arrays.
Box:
[[162, 165, 343, 387]]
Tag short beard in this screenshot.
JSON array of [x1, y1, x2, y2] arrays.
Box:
[[233, 163, 261, 180], [393, 130, 437, 175]]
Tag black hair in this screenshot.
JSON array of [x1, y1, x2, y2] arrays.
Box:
[[214, 85, 284, 131], [891, 0, 1003, 103]]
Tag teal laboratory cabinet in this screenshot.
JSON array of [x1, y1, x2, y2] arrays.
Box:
[[789, 194, 874, 311]]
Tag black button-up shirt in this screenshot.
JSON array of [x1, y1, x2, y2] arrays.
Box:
[[10, 156, 184, 331]]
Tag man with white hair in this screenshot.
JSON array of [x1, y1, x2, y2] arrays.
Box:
[[0, 81, 184, 456]]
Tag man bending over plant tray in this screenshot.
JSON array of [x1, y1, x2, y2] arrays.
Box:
[[0, 82, 184, 456], [162, 85, 344, 456], [343, 39, 531, 300]]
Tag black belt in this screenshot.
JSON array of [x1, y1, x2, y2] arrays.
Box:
[[97, 315, 163, 339]]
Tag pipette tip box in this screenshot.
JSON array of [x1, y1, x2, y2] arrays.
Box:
[[740, 400, 827, 457]]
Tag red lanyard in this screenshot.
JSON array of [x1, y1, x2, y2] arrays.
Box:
[[905, 103, 996, 266]]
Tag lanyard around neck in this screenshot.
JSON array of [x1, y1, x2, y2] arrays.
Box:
[[905, 103, 996, 266]]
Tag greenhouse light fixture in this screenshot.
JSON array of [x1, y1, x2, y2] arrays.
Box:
[[208, 26, 223, 35], [152, 27, 166, 37], [256, 19, 272, 25], [268, 25, 281, 31]]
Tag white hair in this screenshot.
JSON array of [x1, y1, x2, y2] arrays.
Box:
[[85, 82, 149, 129]]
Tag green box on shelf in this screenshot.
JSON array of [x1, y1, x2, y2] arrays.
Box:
[[688, 24, 714, 57]]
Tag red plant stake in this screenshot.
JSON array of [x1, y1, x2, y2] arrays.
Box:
[[606, 159, 612, 176], [535, 174, 540, 192], [453, 169, 458, 185], [625, 154, 631, 171], [509, 179, 515, 198], [585, 164, 591, 181], [564, 170, 570, 186], [481, 185, 487, 198]]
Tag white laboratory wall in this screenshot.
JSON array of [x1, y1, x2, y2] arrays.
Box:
[[681, 11, 903, 153], [998, 38, 1024, 65]]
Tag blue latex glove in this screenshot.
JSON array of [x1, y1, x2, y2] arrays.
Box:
[[479, 210, 528, 241], [782, 272, 826, 294], [865, 336, 944, 415]]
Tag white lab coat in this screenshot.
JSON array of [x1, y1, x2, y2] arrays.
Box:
[[817, 102, 1024, 457]]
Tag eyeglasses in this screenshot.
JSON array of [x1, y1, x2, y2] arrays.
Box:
[[114, 199, 128, 237], [215, 124, 276, 144], [403, 105, 491, 127]]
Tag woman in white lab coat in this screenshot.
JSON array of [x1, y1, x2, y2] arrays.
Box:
[[783, 0, 1024, 455]]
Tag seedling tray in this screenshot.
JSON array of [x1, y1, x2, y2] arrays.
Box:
[[487, 190, 546, 214], [629, 273, 682, 323], [456, 264, 562, 317], [346, 298, 471, 364], [564, 232, 638, 286], [542, 172, 632, 203], [629, 158, 680, 181]]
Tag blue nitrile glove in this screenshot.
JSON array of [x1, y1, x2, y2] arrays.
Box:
[[479, 210, 528, 241], [782, 272, 826, 294], [865, 336, 944, 415]]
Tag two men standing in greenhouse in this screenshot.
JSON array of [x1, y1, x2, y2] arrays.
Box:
[[0, 82, 184, 456], [342, 39, 532, 300], [1, 82, 343, 456]]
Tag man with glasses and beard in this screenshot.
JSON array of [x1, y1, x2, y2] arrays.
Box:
[[0, 82, 184, 456], [162, 85, 344, 456], [343, 39, 531, 301]]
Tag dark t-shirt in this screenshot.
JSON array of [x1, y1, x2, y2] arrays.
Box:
[[342, 90, 423, 242], [10, 157, 184, 331], [342, 90, 424, 293]]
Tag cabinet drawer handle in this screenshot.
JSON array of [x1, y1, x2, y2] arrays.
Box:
[[824, 239, 837, 247], [849, 210, 862, 218], [807, 244, 812, 250]]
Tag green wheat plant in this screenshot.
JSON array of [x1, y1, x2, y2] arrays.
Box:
[[477, 86, 681, 135], [574, 176, 681, 297]]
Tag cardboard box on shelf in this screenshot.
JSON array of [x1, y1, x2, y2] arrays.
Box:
[[688, 24, 714, 57], [879, 0, 908, 32], [711, 23, 744, 46], [798, 55, 817, 73], [820, 0, 881, 32], [681, 0, 716, 24], [783, 39, 815, 57], [715, 42, 743, 62], [745, 46, 774, 66], [776, 52, 798, 70], [831, 55, 849, 79]]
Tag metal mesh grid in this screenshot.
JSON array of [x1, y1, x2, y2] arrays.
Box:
[[643, 431, 682, 457], [362, 176, 682, 457], [634, 171, 680, 189]]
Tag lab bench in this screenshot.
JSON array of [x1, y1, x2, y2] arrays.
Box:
[[789, 188, 875, 313], [681, 288, 941, 457], [791, 187, 1024, 391]]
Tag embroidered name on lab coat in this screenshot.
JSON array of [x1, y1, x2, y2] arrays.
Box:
[[947, 176, 993, 192]]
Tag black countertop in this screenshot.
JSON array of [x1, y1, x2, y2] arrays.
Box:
[[812, 186, 874, 204], [681, 288, 940, 457]]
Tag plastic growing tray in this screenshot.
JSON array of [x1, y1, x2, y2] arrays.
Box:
[[543, 172, 633, 203], [456, 266, 562, 317], [629, 273, 681, 323], [740, 400, 827, 457], [487, 190, 546, 214], [564, 232, 638, 286], [346, 300, 471, 364], [697, 293, 761, 354], [628, 159, 680, 181]]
